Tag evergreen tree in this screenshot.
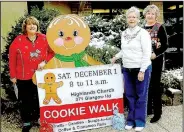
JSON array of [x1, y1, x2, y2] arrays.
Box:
[[84, 12, 128, 64]]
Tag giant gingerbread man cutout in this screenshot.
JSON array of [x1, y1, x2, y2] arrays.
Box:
[[33, 14, 102, 84]]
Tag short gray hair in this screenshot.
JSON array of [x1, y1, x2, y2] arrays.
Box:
[[126, 6, 140, 19], [143, 4, 160, 18]]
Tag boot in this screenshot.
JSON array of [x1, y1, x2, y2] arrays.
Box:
[[150, 115, 161, 123]]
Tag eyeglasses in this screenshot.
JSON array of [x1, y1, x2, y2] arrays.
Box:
[[127, 16, 137, 19]]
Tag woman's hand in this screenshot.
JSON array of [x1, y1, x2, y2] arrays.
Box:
[[37, 61, 46, 70], [110, 57, 117, 64], [10, 78, 17, 84], [138, 71, 145, 81]]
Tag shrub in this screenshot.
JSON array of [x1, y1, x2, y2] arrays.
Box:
[[161, 67, 183, 90], [84, 13, 129, 64]]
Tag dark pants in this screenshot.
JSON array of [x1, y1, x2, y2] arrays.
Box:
[[17, 79, 40, 123], [147, 56, 163, 117], [123, 65, 152, 127]]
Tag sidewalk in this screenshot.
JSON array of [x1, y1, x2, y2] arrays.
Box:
[[82, 105, 183, 132], [2, 105, 182, 132], [83, 105, 183, 132]]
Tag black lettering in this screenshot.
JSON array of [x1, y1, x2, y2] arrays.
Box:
[[108, 69, 113, 75], [113, 68, 117, 74], [77, 82, 83, 86], [70, 81, 74, 87], [75, 72, 79, 78], [58, 73, 62, 79], [66, 73, 71, 78]]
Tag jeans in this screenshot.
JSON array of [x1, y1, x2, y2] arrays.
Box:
[[123, 65, 152, 127]]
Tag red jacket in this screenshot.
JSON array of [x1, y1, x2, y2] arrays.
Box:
[[9, 33, 54, 80]]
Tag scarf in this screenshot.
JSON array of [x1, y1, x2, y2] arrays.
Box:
[[55, 51, 90, 67]]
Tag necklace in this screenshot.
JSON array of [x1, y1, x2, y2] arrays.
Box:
[[145, 22, 156, 27], [124, 28, 141, 44], [28, 35, 36, 43]]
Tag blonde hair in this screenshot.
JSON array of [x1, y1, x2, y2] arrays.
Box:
[[22, 16, 40, 34], [126, 6, 140, 19], [143, 4, 160, 18]]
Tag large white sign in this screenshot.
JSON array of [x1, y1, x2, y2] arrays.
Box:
[[36, 64, 124, 132]]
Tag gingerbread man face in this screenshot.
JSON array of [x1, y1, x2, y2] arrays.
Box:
[[46, 14, 90, 56], [44, 73, 56, 83]]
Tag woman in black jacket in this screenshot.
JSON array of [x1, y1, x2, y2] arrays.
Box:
[[143, 4, 168, 123]]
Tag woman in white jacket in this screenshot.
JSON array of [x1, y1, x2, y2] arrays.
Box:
[[111, 6, 152, 132]]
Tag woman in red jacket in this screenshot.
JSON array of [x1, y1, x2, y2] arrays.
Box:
[[9, 16, 54, 132]]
